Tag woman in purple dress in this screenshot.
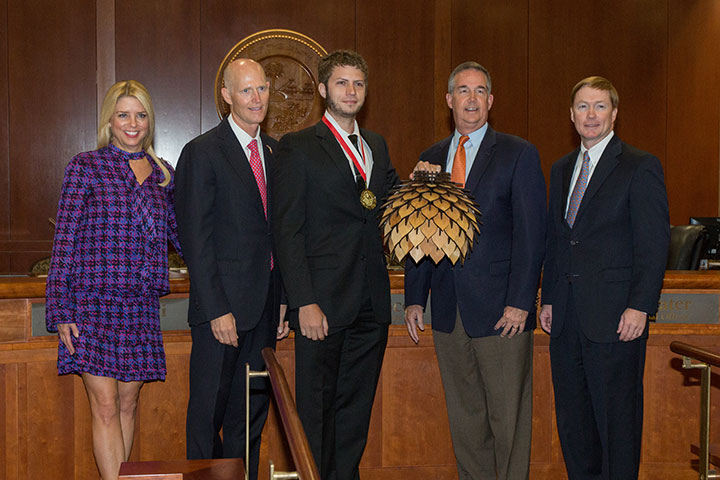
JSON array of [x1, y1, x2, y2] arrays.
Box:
[[46, 80, 181, 480]]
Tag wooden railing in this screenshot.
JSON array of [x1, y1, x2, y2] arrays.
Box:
[[261, 347, 320, 480], [670, 341, 720, 480]]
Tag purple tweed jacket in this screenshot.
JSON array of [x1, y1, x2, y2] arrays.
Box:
[[46, 144, 181, 332]]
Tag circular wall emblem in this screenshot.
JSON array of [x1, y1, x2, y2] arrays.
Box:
[[215, 29, 328, 140]]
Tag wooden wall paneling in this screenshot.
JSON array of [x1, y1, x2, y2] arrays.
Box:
[[2, 243, 52, 275], [644, 335, 720, 466], [666, 0, 720, 224], [199, 0, 356, 136], [6, 0, 97, 274], [0, 299, 26, 343], [96, 0, 116, 112], [528, 0, 668, 182], [433, 0, 453, 142], [1, 364, 18, 480], [451, 0, 529, 140], [0, 0, 9, 249], [379, 337, 454, 468], [115, 0, 202, 167], [530, 337, 564, 467], [356, 0, 436, 178], [134, 347, 190, 463], [24, 362, 75, 479]]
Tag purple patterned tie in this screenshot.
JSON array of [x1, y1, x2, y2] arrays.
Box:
[[248, 139, 273, 269], [566, 151, 590, 228]]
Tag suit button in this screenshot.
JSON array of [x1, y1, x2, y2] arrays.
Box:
[[360, 255, 366, 261], [570, 240, 579, 246]]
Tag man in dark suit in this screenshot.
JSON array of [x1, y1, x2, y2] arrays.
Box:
[[273, 50, 398, 480], [404, 62, 547, 480], [174, 58, 287, 480], [539, 76, 670, 480]]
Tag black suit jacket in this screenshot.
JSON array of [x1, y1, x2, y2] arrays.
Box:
[[273, 121, 399, 328], [404, 127, 547, 337], [541, 135, 670, 342], [174, 117, 281, 329]]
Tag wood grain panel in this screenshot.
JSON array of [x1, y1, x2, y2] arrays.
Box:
[[135, 352, 190, 462], [199, 0, 355, 135], [380, 343, 454, 467], [1, 364, 18, 480], [25, 363, 75, 479], [0, 299, 26, 343], [356, 0, 436, 178], [528, 0, 667, 182], [356, 466, 458, 479], [666, 0, 720, 224], [644, 335, 720, 464], [0, 0, 9, 243], [1, 325, 720, 478], [96, 0, 115, 112], [433, 0, 453, 142], [530, 339, 562, 464], [7, 0, 97, 247], [451, 0, 529, 139], [115, 0, 201, 167]]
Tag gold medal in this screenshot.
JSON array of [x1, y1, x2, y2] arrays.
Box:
[[360, 188, 377, 210]]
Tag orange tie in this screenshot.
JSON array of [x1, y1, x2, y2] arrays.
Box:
[[451, 135, 470, 186]]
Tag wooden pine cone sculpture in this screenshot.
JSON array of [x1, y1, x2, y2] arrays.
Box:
[[380, 170, 482, 265]]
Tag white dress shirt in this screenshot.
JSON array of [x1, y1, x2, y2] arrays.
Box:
[[323, 111, 374, 183], [227, 115, 267, 182], [564, 131, 615, 215]]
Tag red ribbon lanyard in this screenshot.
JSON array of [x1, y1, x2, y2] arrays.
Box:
[[322, 116, 367, 182]]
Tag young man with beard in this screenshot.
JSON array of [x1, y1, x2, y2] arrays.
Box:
[[273, 50, 399, 480]]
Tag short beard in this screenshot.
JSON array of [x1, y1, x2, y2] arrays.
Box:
[[325, 96, 362, 119]]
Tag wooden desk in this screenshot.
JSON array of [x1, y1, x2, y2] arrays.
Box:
[[1, 270, 719, 479], [119, 458, 244, 480]]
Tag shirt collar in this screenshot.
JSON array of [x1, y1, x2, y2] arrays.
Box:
[[324, 111, 360, 138], [227, 114, 262, 149], [453, 122, 489, 149], [581, 130, 614, 166]]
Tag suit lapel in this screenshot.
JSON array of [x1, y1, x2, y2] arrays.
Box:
[[315, 121, 360, 192], [363, 129, 385, 197], [218, 117, 266, 218], [434, 137, 452, 171], [574, 135, 622, 226], [262, 133, 275, 224], [464, 126, 496, 194]]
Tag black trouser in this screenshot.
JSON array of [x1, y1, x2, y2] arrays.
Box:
[[186, 283, 276, 480], [550, 290, 646, 480], [294, 296, 388, 480]]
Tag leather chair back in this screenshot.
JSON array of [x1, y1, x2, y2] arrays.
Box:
[[666, 225, 709, 270]]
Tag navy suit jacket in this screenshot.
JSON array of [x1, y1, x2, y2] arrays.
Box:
[[541, 135, 670, 343], [273, 121, 399, 329], [404, 126, 547, 338], [174, 117, 281, 330]]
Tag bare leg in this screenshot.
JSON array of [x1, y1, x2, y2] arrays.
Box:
[[117, 380, 144, 460], [82, 373, 124, 480]]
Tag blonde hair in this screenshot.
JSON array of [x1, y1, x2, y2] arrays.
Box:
[[97, 80, 170, 187]]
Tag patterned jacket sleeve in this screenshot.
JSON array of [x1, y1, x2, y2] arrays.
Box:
[[45, 157, 89, 332], [164, 161, 182, 256]]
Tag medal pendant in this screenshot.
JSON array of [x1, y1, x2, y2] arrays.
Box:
[[360, 189, 377, 210]]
